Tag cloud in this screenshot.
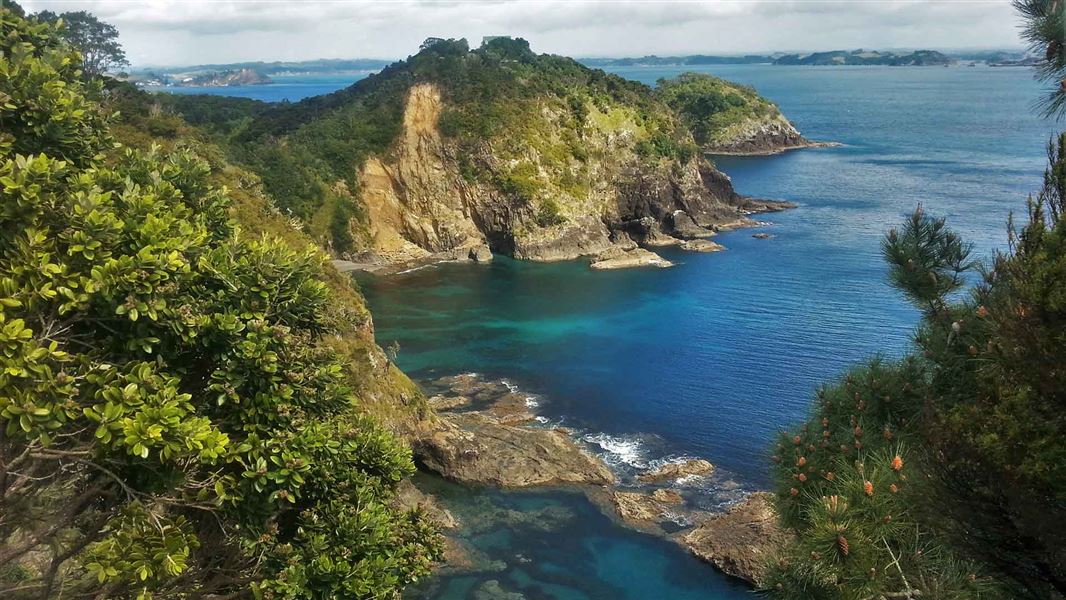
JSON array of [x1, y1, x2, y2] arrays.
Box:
[[20, 0, 1024, 66]]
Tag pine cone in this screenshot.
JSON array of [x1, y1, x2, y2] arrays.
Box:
[[837, 534, 850, 556]]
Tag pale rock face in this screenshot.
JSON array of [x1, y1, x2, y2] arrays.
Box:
[[360, 84, 488, 262], [356, 83, 752, 265]]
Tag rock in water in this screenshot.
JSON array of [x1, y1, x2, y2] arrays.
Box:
[[638, 459, 715, 482], [413, 413, 616, 487], [681, 239, 726, 253], [612, 491, 668, 523], [680, 492, 792, 586], [589, 247, 674, 270]]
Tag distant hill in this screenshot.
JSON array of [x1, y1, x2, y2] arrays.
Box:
[[131, 58, 393, 77], [773, 49, 953, 66], [581, 55, 773, 67], [583, 49, 961, 68]]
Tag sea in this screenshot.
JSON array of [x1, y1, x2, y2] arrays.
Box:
[[155, 63, 1062, 599]]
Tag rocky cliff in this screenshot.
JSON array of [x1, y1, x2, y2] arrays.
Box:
[[227, 38, 779, 264]]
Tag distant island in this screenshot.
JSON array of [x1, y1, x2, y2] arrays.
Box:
[[774, 49, 953, 66], [583, 49, 960, 67], [129, 58, 393, 88]]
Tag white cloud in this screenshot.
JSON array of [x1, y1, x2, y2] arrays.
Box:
[[20, 0, 1025, 67]]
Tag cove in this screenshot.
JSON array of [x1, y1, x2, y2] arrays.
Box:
[[358, 64, 1058, 599]]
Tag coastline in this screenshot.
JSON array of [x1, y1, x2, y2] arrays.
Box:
[[334, 197, 796, 277], [707, 140, 842, 157], [404, 372, 786, 591]]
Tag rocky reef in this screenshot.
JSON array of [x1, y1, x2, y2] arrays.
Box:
[[409, 372, 789, 587]]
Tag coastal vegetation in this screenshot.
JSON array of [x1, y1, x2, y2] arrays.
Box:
[[767, 6, 1066, 596], [163, 36, 738, 261], [0, 7, 440, 599], [656, 72, 810, 154]]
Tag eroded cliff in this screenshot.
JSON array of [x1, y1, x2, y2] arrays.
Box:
[[229, 37, 777, 265]]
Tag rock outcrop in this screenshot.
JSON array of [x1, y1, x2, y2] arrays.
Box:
[[638, 459, 716, 482], [413, 413, 615, 488], [589, 247, 673, 270], [680, 492, 791, 586], [681, 239, 725, 253]]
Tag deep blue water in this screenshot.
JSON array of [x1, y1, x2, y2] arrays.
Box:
[[168, 64, 1061, 598]]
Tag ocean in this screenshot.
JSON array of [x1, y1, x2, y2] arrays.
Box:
[[161, 64, 1061, 599]]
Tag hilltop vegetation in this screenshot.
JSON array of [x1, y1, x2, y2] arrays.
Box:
[[656, 72, 813, 154], [0, 8, 439, 599], [164, 37, 758, 263]]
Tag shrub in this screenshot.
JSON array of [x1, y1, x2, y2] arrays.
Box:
[[0, 8, 440, 598]]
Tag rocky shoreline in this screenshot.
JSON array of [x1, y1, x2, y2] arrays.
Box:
[[333, 196, 795, 276], [708, 140, 841, 157], [404, 372, 788, 588]]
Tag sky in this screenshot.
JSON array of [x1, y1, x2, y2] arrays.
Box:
[[20, 0, 1026, 67]]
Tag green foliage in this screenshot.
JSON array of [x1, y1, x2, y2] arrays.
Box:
[[177, 36, 699, 248], [33, 9, 129, 77], [1014, 0, 1066, 117], [656, 72, 779, 148], [0, 7, 440, 598], [0, 13, 112, 165], [535, 198, 565, 227], [769, 137, 1066, 598]]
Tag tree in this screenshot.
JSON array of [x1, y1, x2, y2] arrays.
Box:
[[1015, 0, 1066, 117], [34, 9, 129, 77], [0, 7, 439, 598], [766, 139, 1066, 600]]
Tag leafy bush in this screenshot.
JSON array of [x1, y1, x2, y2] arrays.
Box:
[[0, 8, 439, 598]]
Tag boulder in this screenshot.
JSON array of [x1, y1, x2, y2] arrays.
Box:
[[413, 413, 616, 488], [468, 244, 493, 262], [612, 491, 666, 523], [680, 492, 792, 586], [752, 232, 773, 240], [638, 459, 715, 483], [668, 211, 716, 239]]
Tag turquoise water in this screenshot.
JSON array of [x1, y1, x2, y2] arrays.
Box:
[[171, 64, 1061, 598]]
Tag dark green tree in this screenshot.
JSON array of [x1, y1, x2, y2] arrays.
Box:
[[1015, 0, 1066, 116], [33, 9, 129, 77], [767, 138, 1066, 600]]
